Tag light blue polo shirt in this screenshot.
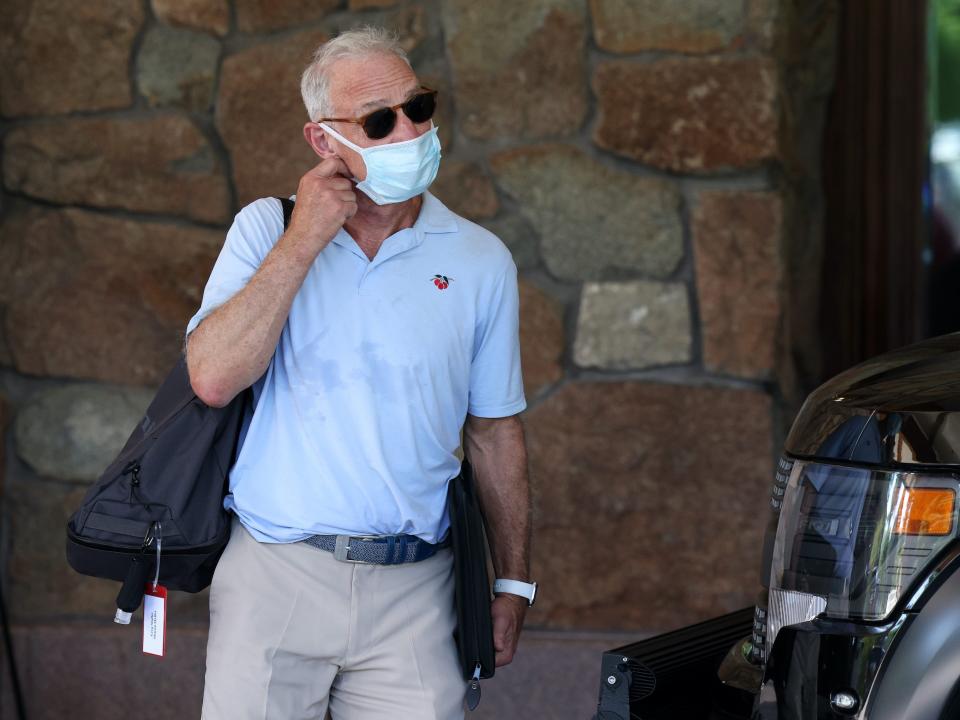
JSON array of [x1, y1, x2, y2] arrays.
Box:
[[186, 192, 526, 544]]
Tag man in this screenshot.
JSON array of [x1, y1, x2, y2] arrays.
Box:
[[185, 27, 535, 720]]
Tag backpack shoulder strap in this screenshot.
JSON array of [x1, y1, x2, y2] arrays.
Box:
[[276, 197, 295, 230]]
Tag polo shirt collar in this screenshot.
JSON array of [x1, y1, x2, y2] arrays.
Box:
[[330, 191, 458, 260], [415, 192, 459, 235]]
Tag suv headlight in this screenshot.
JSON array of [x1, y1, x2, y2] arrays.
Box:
[[765, 459, 958, 656]]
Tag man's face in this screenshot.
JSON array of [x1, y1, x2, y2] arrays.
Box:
[[323, 53, 430, 182]]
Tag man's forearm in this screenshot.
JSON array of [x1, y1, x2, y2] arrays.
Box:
[[186, 234, 317, 408], [463, 414, 531, 580], [188, 158, 362, 407]]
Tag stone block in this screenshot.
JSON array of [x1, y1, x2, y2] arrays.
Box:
[[235, 0, 340, 32], [349, 0, 398, 8], [491, 145, 683, 281], [151, 0, 229, 36], [0, 0, 143, 116], [0, 319, 12, 367], [6, 480, 120, 620], [217, 29, 328, 206], [693, 191, 783, 378], [524, 381, 774, 631], [442, 0, 588, 140], [417, 71, 455, 151], [3, 116, 231, 224], [137, 25, 221, 111], [15, 384, 154, 483], [590, 0, 746, 53], [0, 394, 8, 500], [432, 160, 499, 221], [520, 281, 565, 399], [574, 282, 691, 369], [0, 206, 222, 385], [593, 56, 778, 172], [324, 4, 433, 56], [480, 214, 539, 271], [747, 0, 779, 51], [390, 4, 429, 53], [1, 623, 208, 719]]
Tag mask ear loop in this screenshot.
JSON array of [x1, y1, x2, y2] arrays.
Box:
[[317, 123, 364, 183], [319, 123, 365, 154]]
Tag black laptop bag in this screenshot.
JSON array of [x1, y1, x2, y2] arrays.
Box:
[[448, 459, 497, 696]]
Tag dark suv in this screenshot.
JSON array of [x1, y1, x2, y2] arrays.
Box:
[[595, 333, 960, 720]]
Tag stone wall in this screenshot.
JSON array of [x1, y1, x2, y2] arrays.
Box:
[[0, 1, 837, 717]]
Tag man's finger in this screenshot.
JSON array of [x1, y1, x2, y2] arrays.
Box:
[[313, 156, 352, 178], [492, 617, 516, 665], [495, 644, 516, 667], [311, 158, 338, 177], [332, 157, 353, 178], [490, 595, 526, 668]]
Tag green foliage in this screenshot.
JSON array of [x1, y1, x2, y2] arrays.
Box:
[[938, 0, 960, 122]]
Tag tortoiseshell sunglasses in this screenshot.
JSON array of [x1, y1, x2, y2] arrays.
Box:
[[319, 87, 438, 140]]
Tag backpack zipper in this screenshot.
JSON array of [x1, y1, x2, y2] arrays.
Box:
[[67, 526, 227, 555], [122, 460, 154, 510], [122, 460, 140, 500]]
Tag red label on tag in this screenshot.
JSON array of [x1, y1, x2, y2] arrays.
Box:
[[142, 584, 167, 657]]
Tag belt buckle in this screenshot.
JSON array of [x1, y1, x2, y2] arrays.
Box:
[[333, 535, 377, 564]]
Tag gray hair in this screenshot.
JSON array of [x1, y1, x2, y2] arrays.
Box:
[[300, 27, 412, 122]]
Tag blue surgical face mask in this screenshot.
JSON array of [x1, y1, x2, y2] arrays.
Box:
[[319, 122, 442, 205]]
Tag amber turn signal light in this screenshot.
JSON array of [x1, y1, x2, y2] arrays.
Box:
[[894, 487, 956, 536]]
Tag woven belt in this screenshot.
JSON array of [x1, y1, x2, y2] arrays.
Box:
[[302, 533, 449, 565]]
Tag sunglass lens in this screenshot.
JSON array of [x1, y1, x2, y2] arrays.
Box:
[[363, 108, 396, 139], [403, 92, 437, 124]]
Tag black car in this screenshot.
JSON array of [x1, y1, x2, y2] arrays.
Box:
[[595, 333, 960, 720]]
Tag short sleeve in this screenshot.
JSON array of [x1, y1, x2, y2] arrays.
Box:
[[185, 198, 285, 338], [467, 258, 527, 418]]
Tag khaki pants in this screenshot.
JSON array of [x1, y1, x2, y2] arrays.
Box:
[[202, 519, 465, 720]]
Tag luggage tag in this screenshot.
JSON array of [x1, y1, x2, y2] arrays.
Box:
[[143, 522, 167, 657]]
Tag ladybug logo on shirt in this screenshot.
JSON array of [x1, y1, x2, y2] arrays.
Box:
[[431, 274, 453, 290]]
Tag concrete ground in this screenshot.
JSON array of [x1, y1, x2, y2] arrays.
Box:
[[0, 623, 637, 719]]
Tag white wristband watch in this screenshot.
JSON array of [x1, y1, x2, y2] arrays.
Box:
[[493, 578, 538, 606]]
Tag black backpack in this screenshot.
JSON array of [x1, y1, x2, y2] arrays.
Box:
[[65, 358, 248, 590], [65, 198, 295, 616]]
